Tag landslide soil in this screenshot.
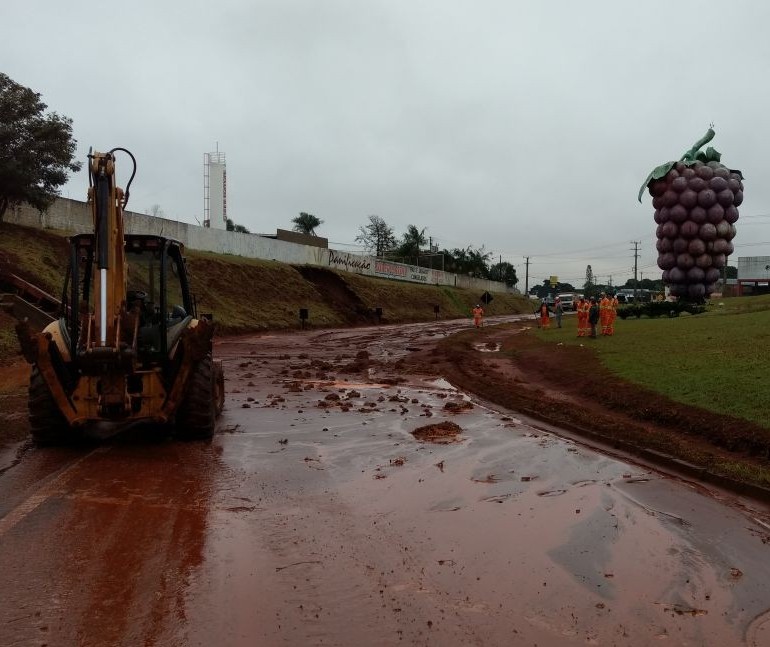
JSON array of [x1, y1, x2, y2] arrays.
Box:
[[401, 320, 770, 496]]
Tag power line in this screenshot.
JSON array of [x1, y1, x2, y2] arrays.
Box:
[[631, 241, 641, 300]]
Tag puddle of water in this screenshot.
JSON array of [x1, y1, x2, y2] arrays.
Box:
[[474, 343, 501, 353], [537, 489, 568, 497], [303, 381, 392, 390], [424, 378, 456, 391]]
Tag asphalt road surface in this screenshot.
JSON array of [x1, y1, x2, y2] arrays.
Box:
[[1, 317, 769, 646]]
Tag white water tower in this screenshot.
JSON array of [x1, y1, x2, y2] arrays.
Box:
[[203, 146, 227, 228]]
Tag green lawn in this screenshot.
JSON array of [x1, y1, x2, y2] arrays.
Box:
[[537, 296, 770, 429]]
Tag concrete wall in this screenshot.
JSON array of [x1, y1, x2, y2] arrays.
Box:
[[6, 198, 513, 295]]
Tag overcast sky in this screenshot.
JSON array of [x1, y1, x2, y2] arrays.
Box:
[[4, 1, 770, 289]]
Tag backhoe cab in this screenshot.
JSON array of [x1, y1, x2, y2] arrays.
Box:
[[16, 148, 224, 443]]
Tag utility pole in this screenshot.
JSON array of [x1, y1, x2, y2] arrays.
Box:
[[524, 256, 530, 296], [631, 241, 640, 301]]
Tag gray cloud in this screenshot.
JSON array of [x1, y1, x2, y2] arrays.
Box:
[[3, 0, 769, 288]]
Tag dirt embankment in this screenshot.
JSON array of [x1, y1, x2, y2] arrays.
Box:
[[401, 321, 770, 496], [0, 222, 530, 340]]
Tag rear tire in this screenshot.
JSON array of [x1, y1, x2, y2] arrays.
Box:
[[175, 354, 216, 440], [28, 367, 71, 445]]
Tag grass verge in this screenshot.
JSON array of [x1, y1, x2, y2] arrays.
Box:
[[536, 302, 770, 430]]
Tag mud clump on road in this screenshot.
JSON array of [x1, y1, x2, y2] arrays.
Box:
[[411, 421, 462, 444], [443, 400, 474, 413]]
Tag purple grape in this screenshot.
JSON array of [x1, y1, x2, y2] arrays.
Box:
[[695, 253, 713, 269], [716, 189, 734, 208], [705, 267, 721, 283], [698, 189, 717, 208], [724, 205, 739, 224], [670, 204, 688, 223], [690, 206, 707, 224], [679, 221, 699, 239], [707, 203, 725, 224], [658, 252, 676, 270], [687, 266, 705, 283], [709, 176, 728, 192], [672, 237, 689, 254], [715, 220, 731, 239], [699, 222, 717, 241], [688, 238, 706, 256]]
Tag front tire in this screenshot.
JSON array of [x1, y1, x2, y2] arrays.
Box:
[[175, 355, 216, 440]]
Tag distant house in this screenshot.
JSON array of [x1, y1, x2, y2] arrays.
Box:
[[737, 256, 770, 296], [269, 229, 329, 249]]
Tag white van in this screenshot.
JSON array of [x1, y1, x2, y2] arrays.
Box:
[[557, 293, 580, 311]]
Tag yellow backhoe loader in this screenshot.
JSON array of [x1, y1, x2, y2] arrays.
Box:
[[16, 148, 224, 443]]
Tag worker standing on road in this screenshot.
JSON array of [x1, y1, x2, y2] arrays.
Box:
[[588, 297, 600, 338], [599, 292, 612, 336], [608, 294, 619, 336], [539, 300, 551, 329], [576, 296, 587, 337], [554, 297, 563, 328], [472, 304, 484, 328]]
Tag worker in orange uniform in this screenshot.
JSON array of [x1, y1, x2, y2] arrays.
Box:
[[538, 300, 550, 329], [599, 292, 612, 336], [588, 297, 600, 338], [607, 293, 619, 336], [576, 295, 588, 337], [472, 304, 484, 328]]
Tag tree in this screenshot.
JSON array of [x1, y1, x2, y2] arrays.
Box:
[[0, 73, 81, 222], [583, 264, 595, 296], [446, 245, 492, 277], [489, 261, 518, 287], [530, 279, 575, 299], [394, 224, 427, 261], [146, 204, 164, 218], [355, 215, 396, 257], [292, 212, 323, 236], [226, 218, 250, 233]]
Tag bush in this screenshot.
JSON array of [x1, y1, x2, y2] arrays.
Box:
[[617, 301, 706, 319]]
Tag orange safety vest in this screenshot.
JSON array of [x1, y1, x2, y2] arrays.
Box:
[[577, 299, 588, 335], [599, 297, 612, 334]]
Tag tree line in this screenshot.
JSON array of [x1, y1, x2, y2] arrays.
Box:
[[288, 212, 518, 286]]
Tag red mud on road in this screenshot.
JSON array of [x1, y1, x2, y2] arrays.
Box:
[[1, 317, 770, 646]]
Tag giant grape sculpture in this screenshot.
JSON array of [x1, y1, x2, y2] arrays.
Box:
[[639, 129, 743, 301]]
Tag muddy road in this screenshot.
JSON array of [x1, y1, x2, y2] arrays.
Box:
[[1, 317, 770, 646]]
